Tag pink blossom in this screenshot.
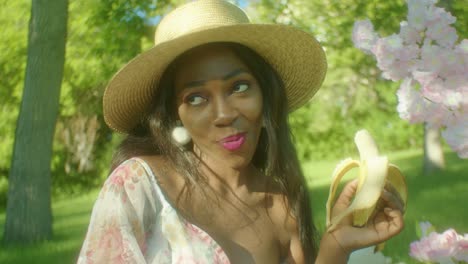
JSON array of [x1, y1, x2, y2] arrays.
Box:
[[397, 78, 429, 124], [396, 78, 453, 127], [455, 40, 468, 73], [410, 229, 459, 262], [373, 35, 417, 81], [352, 19, 378, 54], [441, 88, 464, 110], [420, 77, 447, 105], [399, 21, 422, 45], [456, 39, 468, 54], [454, 234, 468, 262], [419, 43, 446, 73], [426, 6, 456, 26], [353, 0, 467, 158], [442, 115, 468, 158], [412, 71, 437, 87], [397, 78, 425, 123], [426, 22, 458, 48], [407, 0, 433, 30], [419, 221, 436, 237]]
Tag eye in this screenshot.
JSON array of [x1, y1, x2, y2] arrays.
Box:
[[233, 82, 250, 93], [186, 94, 206, 106]]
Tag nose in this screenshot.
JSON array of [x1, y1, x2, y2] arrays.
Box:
[[212, 95, 238, 127]]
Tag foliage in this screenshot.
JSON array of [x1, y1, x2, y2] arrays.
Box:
[[0, 0, 29, 208], [249, 0, 425, 161], [353, 0, 468, 158], [1, 0, 466, 204], [0, 0, 29, 179], [248, 0, 467, 162], [0, 0, 172, 205]]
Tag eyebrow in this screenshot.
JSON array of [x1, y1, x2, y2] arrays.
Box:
[[183, 68, 248, 88]]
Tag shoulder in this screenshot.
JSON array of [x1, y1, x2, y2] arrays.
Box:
[[97, 158, 158, 202], [108, 155, 172, 184], [104, 158, 151, 189], [134, 155, 187, 201], [136, 155, 183, 185]]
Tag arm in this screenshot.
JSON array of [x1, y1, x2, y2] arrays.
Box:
[[78, 159, 160, 264]]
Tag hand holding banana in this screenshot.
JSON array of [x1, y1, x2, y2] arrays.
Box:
[[325, 129, 407, 252]]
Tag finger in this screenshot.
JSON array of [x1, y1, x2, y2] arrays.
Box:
[[383, 207, 405, 236], [381, 188, 405, 213], [334, 178, 359, 208], [383, 182, 405, 209]]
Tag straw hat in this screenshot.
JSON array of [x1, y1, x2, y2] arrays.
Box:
[[103, 0, 327, 134]]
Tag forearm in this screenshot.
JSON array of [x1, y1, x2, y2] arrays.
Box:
[[315, 232, 350, 264]]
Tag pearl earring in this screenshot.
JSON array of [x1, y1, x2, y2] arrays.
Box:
[[171, 123, 191, 145]]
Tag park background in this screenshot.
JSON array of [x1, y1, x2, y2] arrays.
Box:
[[0, 0, 467, 263]]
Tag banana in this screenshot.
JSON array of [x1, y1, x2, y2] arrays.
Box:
[[325, 129, 407, 251]]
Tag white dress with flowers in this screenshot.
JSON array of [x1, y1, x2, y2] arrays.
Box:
[[77, 158, 231, 264]]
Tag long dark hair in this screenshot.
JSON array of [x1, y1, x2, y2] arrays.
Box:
[[111, 42, 318, 262]]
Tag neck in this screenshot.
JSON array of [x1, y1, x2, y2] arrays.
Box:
[[196, 155, 258, 196]]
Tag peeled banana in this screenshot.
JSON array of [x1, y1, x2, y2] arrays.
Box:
[[325, 129, 407, 251]]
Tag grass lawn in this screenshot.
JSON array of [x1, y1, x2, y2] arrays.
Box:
[[0, 190, 99, 263], [0, 149, 466, 263], [304, 148, 468, 263]]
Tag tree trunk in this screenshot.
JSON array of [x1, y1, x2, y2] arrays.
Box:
[[4, 0, 68, 244], [423, 124, 445, 175]]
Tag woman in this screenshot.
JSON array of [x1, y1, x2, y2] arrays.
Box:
[[79, 0, 404, 263]]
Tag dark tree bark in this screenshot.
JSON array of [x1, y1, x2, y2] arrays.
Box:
[[423, 124, 445, 175], [4, 0, 68, 243]]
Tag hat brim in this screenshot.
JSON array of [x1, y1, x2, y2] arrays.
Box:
[[103, 24, 327, 133]]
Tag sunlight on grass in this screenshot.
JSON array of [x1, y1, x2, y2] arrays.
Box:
[[0, 149, 466, 263], [0, 190, 99, 264], [304, 149, 468, 264]]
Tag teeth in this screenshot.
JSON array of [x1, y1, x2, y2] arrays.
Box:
[[325, 129, 408, 252]]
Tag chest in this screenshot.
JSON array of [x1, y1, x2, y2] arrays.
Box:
[[145, 158, 290, 263], [195, 203, 282, 263], [170, 187, 286, 263]]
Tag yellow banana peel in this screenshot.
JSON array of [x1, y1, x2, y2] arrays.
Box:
[[325, 129, 407, 252]]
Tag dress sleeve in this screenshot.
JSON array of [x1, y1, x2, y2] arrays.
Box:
[[77, 159, 161, 264]]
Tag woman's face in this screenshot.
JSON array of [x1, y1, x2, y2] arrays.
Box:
[[174, 45, 263, 170]]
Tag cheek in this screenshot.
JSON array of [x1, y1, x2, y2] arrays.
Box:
[[177, 105, 210, 137], [244, 94, 263, 125]]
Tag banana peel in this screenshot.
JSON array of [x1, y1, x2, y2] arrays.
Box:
[[325, 129, 407, 252]]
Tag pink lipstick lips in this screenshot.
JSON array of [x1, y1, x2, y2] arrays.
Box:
[[220, 133, 246, 151]]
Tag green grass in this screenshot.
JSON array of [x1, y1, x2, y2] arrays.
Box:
[[0, 149, 466, 263], [0, 190, 99, 263], [304, 148, 468, 264]]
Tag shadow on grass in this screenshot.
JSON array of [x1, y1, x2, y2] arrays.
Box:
[[0, 151, 465, 263], [0, 191, 98, 264], [309, 150, 468, 264]]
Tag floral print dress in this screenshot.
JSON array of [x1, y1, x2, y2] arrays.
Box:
[[78, 158, 231, 264]]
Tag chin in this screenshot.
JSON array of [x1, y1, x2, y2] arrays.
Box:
[[221, 154, 252, 170], [195, 143, 256, 170]]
